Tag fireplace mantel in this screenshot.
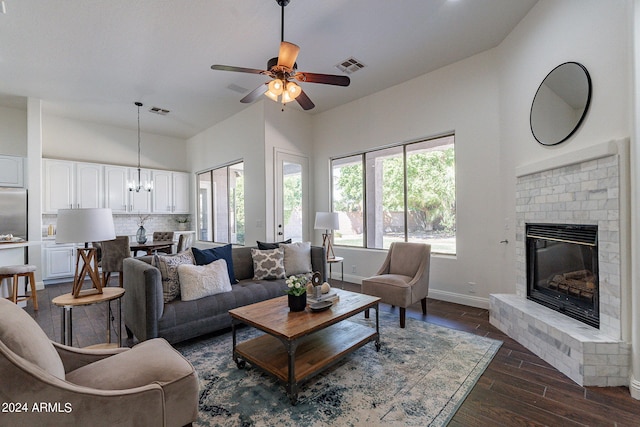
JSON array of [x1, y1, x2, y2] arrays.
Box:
[[515, 138, 626, 177]]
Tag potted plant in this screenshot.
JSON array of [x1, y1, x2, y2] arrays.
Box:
[[285, 275, 308, 312], [175, 217, 189, 231]]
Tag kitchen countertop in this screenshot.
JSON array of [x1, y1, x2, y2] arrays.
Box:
[[0, 241, 39, 249]]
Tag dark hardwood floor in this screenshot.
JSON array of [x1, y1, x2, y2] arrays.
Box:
[[23, 279, 640, 426]]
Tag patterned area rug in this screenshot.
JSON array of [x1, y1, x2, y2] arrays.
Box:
[[176, 311, 501, 427]]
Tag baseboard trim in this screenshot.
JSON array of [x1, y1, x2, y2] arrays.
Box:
[[428, 289, 489, 309], [335, 275, 489, 309], [630, 375, 640, 400]]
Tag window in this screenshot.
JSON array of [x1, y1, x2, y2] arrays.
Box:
[[197, 162, 245, 245], [331, 135, 455, 254]]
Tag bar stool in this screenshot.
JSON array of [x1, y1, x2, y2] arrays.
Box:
[[0, 265, 38, 310]]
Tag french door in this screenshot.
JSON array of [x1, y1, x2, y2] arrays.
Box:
[[274, 150, 309, 242]]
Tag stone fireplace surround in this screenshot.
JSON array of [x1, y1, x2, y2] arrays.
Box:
[[490, 139, 631, 387]]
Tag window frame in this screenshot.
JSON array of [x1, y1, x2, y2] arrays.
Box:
[[196, 160, 245, 245], [330, 133, 456, 255]]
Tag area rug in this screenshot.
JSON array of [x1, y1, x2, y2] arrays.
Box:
[[176, 311, 502, 427]]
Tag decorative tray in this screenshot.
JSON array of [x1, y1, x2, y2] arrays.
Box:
[[309, 300, 333, 312]]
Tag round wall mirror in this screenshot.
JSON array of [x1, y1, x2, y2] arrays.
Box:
[[530, 62, 591, 146]]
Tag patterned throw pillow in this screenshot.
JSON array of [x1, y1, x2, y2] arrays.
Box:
[[152, 250, 195, 302], [251, 247, 286, 280], [178, 259, 232, 301]]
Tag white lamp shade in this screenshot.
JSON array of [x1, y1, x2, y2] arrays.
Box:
[[56, 208, 116, 244], [314, 212, 339, 230]]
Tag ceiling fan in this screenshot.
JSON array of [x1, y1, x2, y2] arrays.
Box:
[[211, 0, 350, 111]]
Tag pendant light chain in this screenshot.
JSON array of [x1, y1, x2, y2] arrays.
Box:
[[129, 101, 152, 192]]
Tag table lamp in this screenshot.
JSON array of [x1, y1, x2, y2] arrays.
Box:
[[314, 212, 339, 260], [56, 208, 116, 297]]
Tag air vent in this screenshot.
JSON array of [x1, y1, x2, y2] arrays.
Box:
[[149, 106, 170, 116], [336, 57, 365, 74], [227, 84, 250, 94]]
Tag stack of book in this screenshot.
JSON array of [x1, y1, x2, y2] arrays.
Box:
[[308, 291, 339, 305]]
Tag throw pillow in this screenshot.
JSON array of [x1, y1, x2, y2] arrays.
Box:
[[191, 244, 236, 284], [282, 241, 312, 276], [251, 247, 286, 280], [256, 239, 292, 250], [177, 259, 232, 301], [152, 250, 195, 303]]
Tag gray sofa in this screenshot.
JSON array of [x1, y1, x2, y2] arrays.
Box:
[[122, 246, 326, 344]]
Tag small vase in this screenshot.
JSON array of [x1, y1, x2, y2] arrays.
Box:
[[136, 226, 147, 244], [177, 223, 187, 231], [288, 293, 307, 312]]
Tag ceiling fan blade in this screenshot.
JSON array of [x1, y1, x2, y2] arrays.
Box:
[[240, 83, 268, 103], [211, 64, 268, 75], [277, 41, 300, 69], [295, 72, 350, 87], [295, 89, 315, 110]]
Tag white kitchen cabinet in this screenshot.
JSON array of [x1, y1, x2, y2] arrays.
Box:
[[75, 162, 103, 209], [104, 166, 151, 214], [42, 242, 76, 280], [43, 159, 75, 213], [0, 155, 24, 187], [152, 170, 189, 214], [172, 172, 190, 214], [43, 159, 103, 213]]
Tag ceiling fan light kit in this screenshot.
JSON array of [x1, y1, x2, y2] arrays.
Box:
[[210, 0, 350, 111]]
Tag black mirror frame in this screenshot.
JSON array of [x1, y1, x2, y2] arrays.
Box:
[[530, 62, 592, 146]]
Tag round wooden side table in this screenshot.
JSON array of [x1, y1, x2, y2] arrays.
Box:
[[52, 287, 125, 348]]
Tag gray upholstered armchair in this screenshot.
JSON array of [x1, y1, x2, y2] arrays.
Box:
[[0, 298, 199, 426], [362, 242, 431, 328]]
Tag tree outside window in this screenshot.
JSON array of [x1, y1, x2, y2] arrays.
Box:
[[331, 134, 455, 254]]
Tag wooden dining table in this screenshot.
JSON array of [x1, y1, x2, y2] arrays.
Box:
[[130, 240, 174, 256]]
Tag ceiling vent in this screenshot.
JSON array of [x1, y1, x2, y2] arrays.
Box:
[[149, 106, 170, 115], [336, 57, 365, 74]]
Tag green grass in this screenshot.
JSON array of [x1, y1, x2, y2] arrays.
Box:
[[334, 235, 456, 255]]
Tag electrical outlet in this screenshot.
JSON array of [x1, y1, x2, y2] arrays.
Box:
[[351, 265, 356, 273], [468, 281, 477, 294]]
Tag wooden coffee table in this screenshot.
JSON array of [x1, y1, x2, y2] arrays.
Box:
[[228, 289, 380, 404]]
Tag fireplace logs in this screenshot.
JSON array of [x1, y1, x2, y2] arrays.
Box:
[[547, 269, 596, 302]]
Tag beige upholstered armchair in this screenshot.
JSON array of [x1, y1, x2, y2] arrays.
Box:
[[362, 242, 431, 328], [0, 298, 199, 426]]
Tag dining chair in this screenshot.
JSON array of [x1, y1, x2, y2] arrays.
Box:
[[100, 236, 131, 287], [152, 231, 174, 254]]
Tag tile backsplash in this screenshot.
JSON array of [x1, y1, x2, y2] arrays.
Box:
[[43, 214, 192, 238]]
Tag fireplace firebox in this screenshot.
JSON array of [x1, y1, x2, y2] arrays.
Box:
[[526, 223, 599, 328]]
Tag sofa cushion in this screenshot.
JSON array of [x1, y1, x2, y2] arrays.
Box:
[[178, 259, 232, 301], [251, 247, 285, 280], [256, 239, 291, 250], [192, 244, 236, 284], [66, 338, 195, 390], [282, 241, 312, 276], [153, 250, 195, 303], [0, 298, 65, 380]]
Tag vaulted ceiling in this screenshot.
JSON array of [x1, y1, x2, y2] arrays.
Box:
[[0, 0, 538, 139]]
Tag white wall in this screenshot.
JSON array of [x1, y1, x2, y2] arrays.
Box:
[[0, 105, 27, 156], [496, 0, 631, 295], [187, 102, 267, 246], [264, 101, 313, 241], [312, 49, 502, 307], [42, 114, 188, 171]]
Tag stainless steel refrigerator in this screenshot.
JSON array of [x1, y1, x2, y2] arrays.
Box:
[[0, 187, 27, 240]]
